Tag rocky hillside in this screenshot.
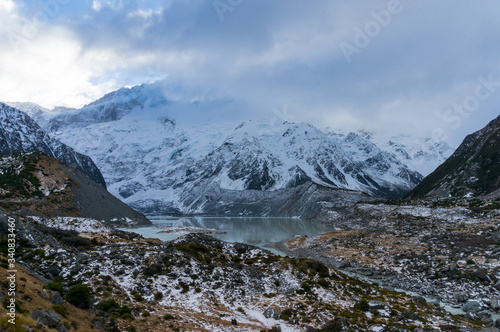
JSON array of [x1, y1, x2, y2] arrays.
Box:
[[2, 212, 482, 331], [409, 115, 500, 198], [0, 152, 149, 226], [0, 102, 106, 188]]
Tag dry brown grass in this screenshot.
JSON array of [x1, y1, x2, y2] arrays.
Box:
[[0, 258, 96, 331]]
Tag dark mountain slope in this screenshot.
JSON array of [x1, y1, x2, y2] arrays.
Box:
[[409, 114, 500, 198]]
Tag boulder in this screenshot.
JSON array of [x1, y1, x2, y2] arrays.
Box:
[[263, 307, 282, 320], [357, 268, 374, 276], [490, 296, 499, 310], [474, 268, 491, 282], [453, 292, 469, 302], [402, 309, 420, 320], [56, 322, 68, 332], [40, 290, 49, 300], [51, 291, 64, 305], [334, 260, 351, 269], [492, 230, 500, 242], [412, 296, 426, 303], [477, 310, 491, 320], [30, 309, 61, 327], [321, 318, 349, 330], [462, 301, 480, 312]]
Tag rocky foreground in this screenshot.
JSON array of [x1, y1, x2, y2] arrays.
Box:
[[270, 199, 500, 330], [1, 211, 493, 331]]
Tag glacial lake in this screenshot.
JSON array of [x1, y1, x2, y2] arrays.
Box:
[[121, 216, 329, 254]]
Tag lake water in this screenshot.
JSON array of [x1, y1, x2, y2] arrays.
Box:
[[121, 216, 329, 254]]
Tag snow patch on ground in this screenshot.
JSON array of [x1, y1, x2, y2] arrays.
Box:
[[30, 216, 112, 233]]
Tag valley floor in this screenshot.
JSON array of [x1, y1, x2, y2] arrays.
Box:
[[2, 199, 500, 331], [270, 200, 500, 330]]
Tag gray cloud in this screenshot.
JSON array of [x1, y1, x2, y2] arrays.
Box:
[[3, 0, 500, 146]]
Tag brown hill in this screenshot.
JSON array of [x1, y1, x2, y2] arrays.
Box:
[[0, 152, 150, 226]]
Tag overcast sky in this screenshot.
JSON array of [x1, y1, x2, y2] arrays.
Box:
[[1, 0, 500, 146]]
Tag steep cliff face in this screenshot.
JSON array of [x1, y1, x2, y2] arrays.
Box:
[[409, 114, 500, 198], [0, 102, 106, 188], [0, 152, 150, 225]]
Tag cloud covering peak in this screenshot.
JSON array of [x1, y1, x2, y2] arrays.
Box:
[[1, 0, 500, 146]]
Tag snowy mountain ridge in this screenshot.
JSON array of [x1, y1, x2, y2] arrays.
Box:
[[5, 83, 454, 215], [0, 102, 106, 188], [326, 128, 454, 177]]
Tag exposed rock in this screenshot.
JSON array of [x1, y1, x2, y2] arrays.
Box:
[[263, 307, 282, 320], [357, 267, 374, 276], [412, 296, 426, 303], [402, 309, 420, 320], [491, 296, 499, 310], [474, 268, 491, 282], [55, 322, 68, 332], [334, 260, 351, 268], [30, 309, 61, 327], [321, 318, 350, 330], [454, 292, 470, 303], [51, 291, 64, 305], [462, 301, 480, 313], [40, 290, 48, 300], [478, 310, 492, 320]]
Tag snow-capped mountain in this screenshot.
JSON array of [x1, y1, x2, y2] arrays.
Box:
[[326, 129, 455, 176], [366, 133, 454, 176], [0, 102, 106, 188], [5, 102, 74, 130], [6, 83, 431, 215]]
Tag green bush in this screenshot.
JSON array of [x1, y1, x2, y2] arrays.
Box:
[[46, 281, 64, 294], [120, 305, 132, 316], [65, 284, 92, 309], [355, 299, 369, 312], [130, 290, 144, 302], [121, 313, 135, 320], [96, 299, 119, 312], [154, 292, 163, 301]]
